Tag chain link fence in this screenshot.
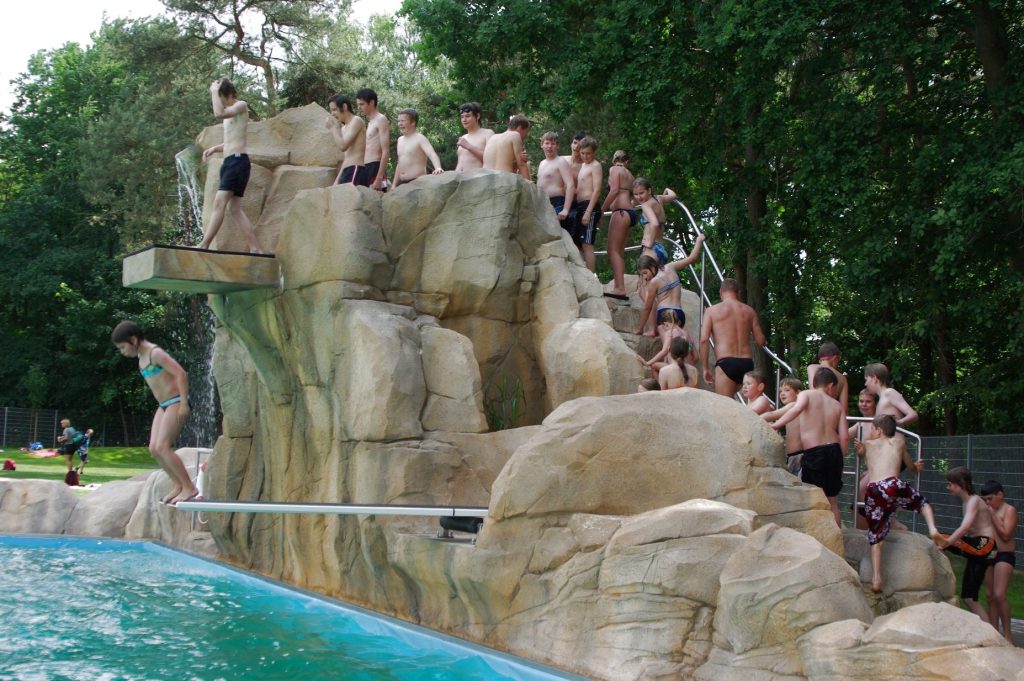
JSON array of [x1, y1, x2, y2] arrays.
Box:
[[839, 433, 1024, 565], [0, 407, 152, 448]]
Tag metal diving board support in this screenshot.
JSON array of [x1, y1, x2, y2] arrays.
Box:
[[175, 500, 487, 518]]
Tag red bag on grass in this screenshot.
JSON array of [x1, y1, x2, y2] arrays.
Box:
[[2, 459, 14, 470]]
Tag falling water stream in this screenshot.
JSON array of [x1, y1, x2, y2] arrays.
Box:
[[172, 144, 220, 448]]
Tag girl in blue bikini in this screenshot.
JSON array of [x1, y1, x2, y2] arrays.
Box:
[[112, 320, 198, 505], [636, 234, 705, 338]]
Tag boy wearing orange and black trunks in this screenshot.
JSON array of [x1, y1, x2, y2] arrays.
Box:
[[935, 466, 998, 622], [854, 415, 936, 593]]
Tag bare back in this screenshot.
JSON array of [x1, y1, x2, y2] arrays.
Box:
[[340, 117, 366, 169], [808, 362, 849, 409], [607, 165, 635, 209], [962, 496, 998, 538], [703, 299, 761, 359], [863, 437, 911, 483], [797, 390, 843, 451], [483, 130, 523, 173]]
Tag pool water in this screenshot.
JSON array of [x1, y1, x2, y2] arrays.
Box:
[[0, 536, 580, 681]]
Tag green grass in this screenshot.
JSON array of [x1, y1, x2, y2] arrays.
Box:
[[945, 553, 1024, 620], [0, 445, 157, 486]]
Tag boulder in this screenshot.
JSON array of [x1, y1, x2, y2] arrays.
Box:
[[0, 480, 78, 534], [65, 480, 147, 537]]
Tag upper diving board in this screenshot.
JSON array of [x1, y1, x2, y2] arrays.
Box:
[[175, 500, 488, 517], [122, 244, 279, 294]]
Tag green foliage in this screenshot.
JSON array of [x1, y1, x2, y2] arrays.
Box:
[[402, 0, 1024, 434], [485, 377, 525, 432]]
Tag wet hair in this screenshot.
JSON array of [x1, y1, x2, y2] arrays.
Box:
[[780, 376, 802, 393], [459, 102, 481, 119], [865, 363, 890, 386], [946, 466, 973, 494], [980, 480, 1004, 496], [541, 131, 559, 143], [217, 78, 237, 99], [633, 177, 653, 192], [872, 414, 897, 437], [572, 131, 586, 142], [636, 254, 660, 274], [818, 341, 840, 359], [508, 114, 531, 130], [720, 278, 740, 294], [612, 150, 629, 164], [578, 136, 597, 151], [744, 370, 767, 387], [812, 366, 838, 388], [329, 93, 354, 114], [659, 309, 681, 327], [111, 320, 145, 344], [639, 378, 661, 391], [670, 337, 691, 385], [398, 108, 419, 125], [859, 387, 879, 404], [356, 87, 378, 105]]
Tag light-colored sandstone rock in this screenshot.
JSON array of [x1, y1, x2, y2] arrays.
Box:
[[255, 165, 338, 252], [65, 480, 147, 537], [714, 524, 873, 655], [0, 480, 78, 534], [538, 319, 643, 410], [842, 527, 957, 609], [419, 326, 487, 433]]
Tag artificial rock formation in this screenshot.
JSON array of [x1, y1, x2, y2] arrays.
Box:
[[21, 104, 996, 679]]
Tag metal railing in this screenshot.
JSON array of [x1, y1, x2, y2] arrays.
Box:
[[842, 417, 924, 532], [596, 199, 794, 399]]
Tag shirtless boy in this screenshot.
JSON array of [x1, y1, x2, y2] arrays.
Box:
[[536, 132, 575, 228], [865, 363, 918, 432], [854, 415, 935, 592], [455, 102, 494, 172], [808, 342, 848, 411], [761, 377, 803, 476], [394, 109, 444, 186], [741, 370, 773, 415], [936, 467, 998, 622], [199, 78, 262, 253], [573, 137, 603, 271], [483, 114, 531, 180], [325, 94, 367, 185], [356, 88, 390, 189], [981, 480, 1018, 641], [560, 131, 585, 183], [700, 278, 767, 398], [772, 367, 848, 525]]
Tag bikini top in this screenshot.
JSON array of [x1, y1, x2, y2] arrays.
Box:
[[656, 275, 682, 298], [139, 349, 164, 378]]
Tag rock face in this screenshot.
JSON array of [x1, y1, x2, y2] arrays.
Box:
[[89, 105, 1024, 680]]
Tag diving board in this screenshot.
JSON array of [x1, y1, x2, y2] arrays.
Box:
[[122, 244, 279, 294], [175, 500, 488, 517]]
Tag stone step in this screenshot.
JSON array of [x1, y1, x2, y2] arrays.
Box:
[[122, 244, 279, 294]]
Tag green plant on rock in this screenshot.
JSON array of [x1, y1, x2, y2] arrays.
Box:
[[485, 377, 525, 432]]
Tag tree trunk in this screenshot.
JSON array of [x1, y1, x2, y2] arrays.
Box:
[[934, 312, 958, 435]]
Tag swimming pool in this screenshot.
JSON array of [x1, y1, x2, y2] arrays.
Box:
[[0, 536, 584, 680]]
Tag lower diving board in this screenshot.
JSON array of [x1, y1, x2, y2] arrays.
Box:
[[175, 500, 487, 518]]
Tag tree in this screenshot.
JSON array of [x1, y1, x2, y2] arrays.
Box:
[[161, 0, 347, 116]]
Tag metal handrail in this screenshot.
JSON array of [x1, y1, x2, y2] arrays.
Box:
[[596, 199, 795, 398], [845, 416, 924, 532]]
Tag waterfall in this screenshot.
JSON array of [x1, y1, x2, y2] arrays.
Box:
[[172, 145, 221, 448]]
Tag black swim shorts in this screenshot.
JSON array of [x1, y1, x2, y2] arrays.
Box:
[[573, 200, 599, 245], [715, 357, 755, 384], [361, 161, 380, 188], [338, 164, 365, 185], [800, 442, 844, 497], [218, 153, 251, 197]]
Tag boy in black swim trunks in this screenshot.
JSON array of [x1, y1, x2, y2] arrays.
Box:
[[981, 479, 1017, 641], [199, 78, 262, 253], [936, 467, 998, 623], [772, 366, 847, 526]]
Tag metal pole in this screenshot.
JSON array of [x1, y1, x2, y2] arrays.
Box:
[[2, 407, 7, 447], [966, 433, 973, 469]]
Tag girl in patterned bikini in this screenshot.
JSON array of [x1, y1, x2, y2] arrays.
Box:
[[111, 320, 198, 505]]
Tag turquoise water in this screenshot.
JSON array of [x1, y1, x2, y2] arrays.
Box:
[[0, 536, 581, 681]]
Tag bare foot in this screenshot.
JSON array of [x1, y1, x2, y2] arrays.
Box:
[[162, 486, 182, 504], [643, 329, 657, 338], [249, 247, 264, 255], [197, 241, 212, 250], [870, 576, 883, 593], [169, 487, 200, 506]]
